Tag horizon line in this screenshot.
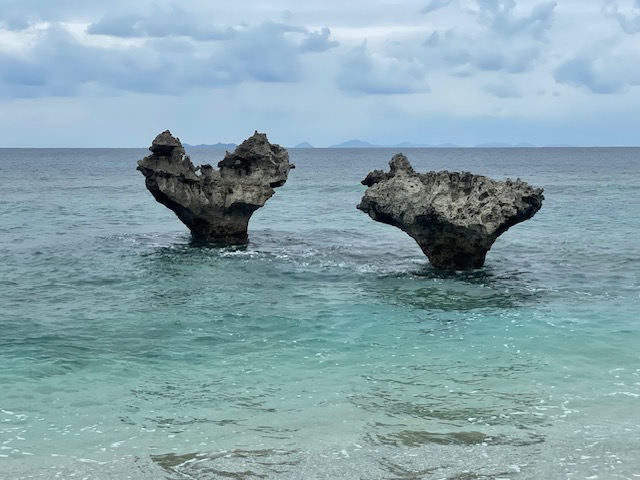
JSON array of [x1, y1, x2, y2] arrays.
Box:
[[1, 144, 640, 149]]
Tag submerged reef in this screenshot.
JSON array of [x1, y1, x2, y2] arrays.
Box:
[[357, 153, 544, 270], [137, 130, 293, 244]]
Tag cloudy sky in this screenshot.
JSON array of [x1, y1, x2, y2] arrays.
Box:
[[1, 0, 639, 147]]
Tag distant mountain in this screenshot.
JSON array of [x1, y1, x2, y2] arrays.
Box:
[[329, 139, 463, 148], [329, 139, 378, 148], [390, 142, 462, 148], [287, 139, 578, 148], [180, 139, 580, 149], [474, 142, 535, 148], [184, 142, 237, 149], [390, 142, 433, 148]]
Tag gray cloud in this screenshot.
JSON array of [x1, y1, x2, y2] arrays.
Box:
[[603, 0, 640, 34], [474, 51, 506, 71], [417, 38, 541, 77], [484, 81, 521, 98], [554, 57, 621, 94], [87, 13, 142, 37], [225, 22, 304, 83], [0, 0, 142, 25], [337, 41, 428, 95], [0, 19, 314, 98], [420, 0, 453, 14], [475, 0, 557, 39], [88, 6, 237, 40], [554, 52, 640, 94], [89, 8, 340, 61], [0, 26, 223, 98], [502, 45, 541, 73], [0, 16, 30, 31], [409, 2, 549, 79], [0, 27, 98, 98], [422, 31, 440, 47], [299, 27, 339, 52]]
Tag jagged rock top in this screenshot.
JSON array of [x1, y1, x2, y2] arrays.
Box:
[[218, 131, 293, 187], [362, 154, 416, 186], [149, 130, 185, 156]]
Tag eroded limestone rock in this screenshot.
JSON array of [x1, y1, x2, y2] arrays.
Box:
[[357, 153, 544, 270], [137, 130, 293, 244]]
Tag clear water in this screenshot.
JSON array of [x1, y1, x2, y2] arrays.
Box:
[[1, 147, 639, 479]]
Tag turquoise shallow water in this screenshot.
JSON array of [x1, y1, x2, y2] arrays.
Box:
[[1, 147, 639, 479]]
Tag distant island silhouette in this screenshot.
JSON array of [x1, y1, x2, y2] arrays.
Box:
[[328, 140, 577, 148], [183, 142, 238, 149], [182, 139, 578, 149], [329, 139, 459, 148]]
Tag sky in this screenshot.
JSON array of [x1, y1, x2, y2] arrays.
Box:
[[1, 0, 639, 147]]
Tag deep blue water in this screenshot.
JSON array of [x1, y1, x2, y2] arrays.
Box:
[[1, 147, 639, 479]]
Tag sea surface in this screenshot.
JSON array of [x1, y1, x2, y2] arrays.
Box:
[[1, 146, 639, 479]]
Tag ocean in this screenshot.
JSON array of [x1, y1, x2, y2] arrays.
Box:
[[1, 146, 639, 479]]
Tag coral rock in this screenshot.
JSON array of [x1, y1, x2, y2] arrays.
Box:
[[357, 153, 544, 270], [137, 130, 293, 244]]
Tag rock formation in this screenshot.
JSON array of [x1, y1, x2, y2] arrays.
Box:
[[357, 154, 544, 270], [137, 130, 293, 244]]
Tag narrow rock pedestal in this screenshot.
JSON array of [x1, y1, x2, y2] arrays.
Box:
[[137, 130, 293, 244], [357, 154, 544, 270]]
